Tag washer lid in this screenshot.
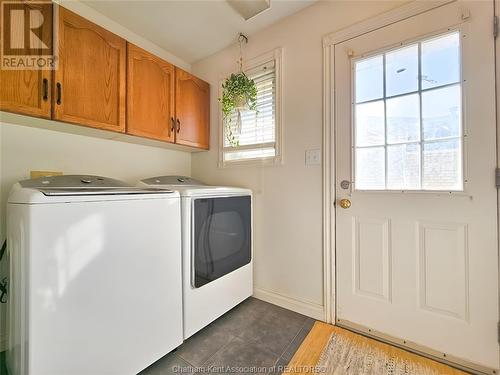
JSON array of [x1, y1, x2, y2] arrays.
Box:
[[17, 175, 174, 196], [20, 175, 130, 189], [141, 175, 206, 186]]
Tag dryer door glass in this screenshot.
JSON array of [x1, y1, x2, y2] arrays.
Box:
[[193, 196, 251, 288]]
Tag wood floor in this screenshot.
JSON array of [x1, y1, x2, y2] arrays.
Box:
[[284, 321, 467, 375]]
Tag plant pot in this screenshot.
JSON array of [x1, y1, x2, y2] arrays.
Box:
[[233, 95, 248, 111]]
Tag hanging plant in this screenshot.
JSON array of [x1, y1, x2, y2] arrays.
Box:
[[220, 72, 258, 147], [219, 34, 258, 147]]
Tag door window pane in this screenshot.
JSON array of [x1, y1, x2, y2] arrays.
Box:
[[421, 32, 460, 89], [422, 84, 461, 141], [355, 56, 383, 103], [387, 94, 420, 144], [387, 143, 420, 190], [353, 31, 463, 191], [422, 139, 462, 190], [355, 101, 385, 147], [386, 45, 419, 97], [356, 147, 385, 190]]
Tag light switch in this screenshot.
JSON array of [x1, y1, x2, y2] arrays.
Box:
[[305, 149, 321, 166]]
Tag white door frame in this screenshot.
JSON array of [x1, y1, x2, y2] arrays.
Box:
[[495, 0, 500, 353], [322, 0, 479, 324]]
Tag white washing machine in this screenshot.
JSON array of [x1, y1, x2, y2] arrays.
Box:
[[139, 176, 252, 339], [7, 175, 183, 375]]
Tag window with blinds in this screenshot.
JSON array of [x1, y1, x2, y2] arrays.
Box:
[[222, 55, 281, 164]]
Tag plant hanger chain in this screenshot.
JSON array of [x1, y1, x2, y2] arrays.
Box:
[[219, 32, 256, 148], [236, 33, 249, 137], [238, 33, 248, 73]]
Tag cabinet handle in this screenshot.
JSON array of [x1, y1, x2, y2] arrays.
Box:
[[176, 119, 181, 133], [56, 82, 62, 105], [42, 78, 48, 101], [170, 117, 176, 134]]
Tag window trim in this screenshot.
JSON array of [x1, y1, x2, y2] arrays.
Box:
[[218, 47, 283, 168], [350, 26, 468, 193]]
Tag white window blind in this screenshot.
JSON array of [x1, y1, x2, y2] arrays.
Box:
[[223, 59, 278, 162]]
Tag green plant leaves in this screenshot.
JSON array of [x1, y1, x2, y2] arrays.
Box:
[[219, 72, 258, 147]]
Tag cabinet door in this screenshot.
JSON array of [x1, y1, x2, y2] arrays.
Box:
[[53, 7, 126, 132], [0, 1, 52, 118], [175, 68, 210, 149], [127, 44, 175, 142]]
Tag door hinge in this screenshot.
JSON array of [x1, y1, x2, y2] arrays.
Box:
[[496, 168, 500, 188], [494, 16, 499, 39]]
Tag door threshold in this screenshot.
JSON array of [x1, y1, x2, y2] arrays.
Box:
[[336, 319, 496, 375]]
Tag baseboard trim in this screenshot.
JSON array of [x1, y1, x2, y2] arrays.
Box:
[[253, 288, 325, 321]]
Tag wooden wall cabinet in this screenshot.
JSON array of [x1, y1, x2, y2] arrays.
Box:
[[53, 7, 126, 132], [127, 50, 210, 149], [0, 1, 53, 118], [127, 44, 175, 142], [175, 68, 210, 149], [0, 5, 210, 150]]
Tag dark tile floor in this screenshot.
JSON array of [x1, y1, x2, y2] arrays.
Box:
[[0, 298, 315, 375], [139, 298, 315, 375]]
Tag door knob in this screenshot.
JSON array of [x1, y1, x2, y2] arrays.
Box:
[[338, 199, 351, 209]]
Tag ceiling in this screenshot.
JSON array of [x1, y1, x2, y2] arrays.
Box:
[[81, 0, 316, 64]]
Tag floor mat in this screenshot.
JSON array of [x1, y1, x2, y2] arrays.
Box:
[[284, 322, 466, 375]]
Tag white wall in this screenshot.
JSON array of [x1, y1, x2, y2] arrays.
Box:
[[0, 0, 193, 350], [191, 0, 406, 319]]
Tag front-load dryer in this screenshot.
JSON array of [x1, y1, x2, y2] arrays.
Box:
[[139, 176, 252, 339], [7, 175, 183, 375]]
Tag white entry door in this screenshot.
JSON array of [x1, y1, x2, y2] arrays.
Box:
[[334, 1, 499, 372]]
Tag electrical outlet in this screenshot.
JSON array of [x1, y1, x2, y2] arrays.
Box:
[[30, 171, 63, 179], [305, 149, 321, 166]]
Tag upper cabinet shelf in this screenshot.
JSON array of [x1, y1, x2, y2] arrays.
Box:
[[0, 4, 210, 150]]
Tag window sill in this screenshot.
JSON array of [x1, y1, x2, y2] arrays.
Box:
[[218, 155, 283, 168]]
